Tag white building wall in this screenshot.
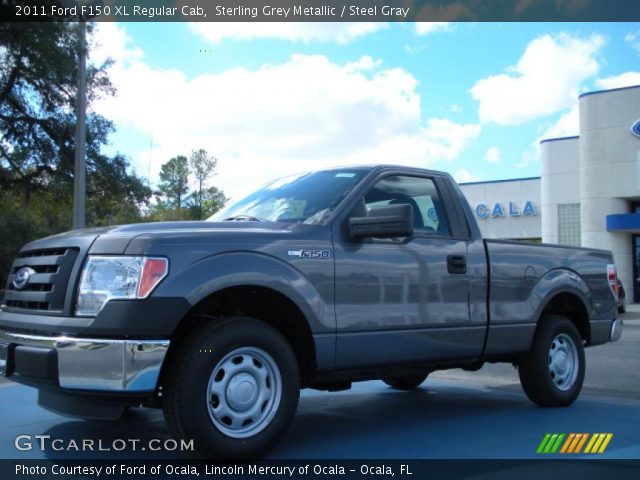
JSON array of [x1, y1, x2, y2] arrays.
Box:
[[459, 179, 541, 239], [540, 137, 581, 245], [579, 87, 640, 301]]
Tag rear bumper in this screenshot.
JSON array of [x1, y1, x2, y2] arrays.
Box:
[[590, 318, 623, 346], [609, 319, 623, 342], [0, 329, 169, 392]]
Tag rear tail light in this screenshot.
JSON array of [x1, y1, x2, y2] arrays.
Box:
[[607, 264, 618, 299]]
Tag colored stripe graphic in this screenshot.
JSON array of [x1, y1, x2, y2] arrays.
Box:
[[537, 434, 551, 453], [574, 433, 589, 453], [544, 434, 559, 453], [563, 433, 587, 453], [561, 433, 576, 453], [597, 434, 613, 453], [539, 433, 612, 454], [585, 433, 613, 453], [584, 434, 598, 453], [537, 433, 565, 453], [550, 433, 565, 453]]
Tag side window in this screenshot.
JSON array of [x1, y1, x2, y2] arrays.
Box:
[[364, 175, 451, 236]]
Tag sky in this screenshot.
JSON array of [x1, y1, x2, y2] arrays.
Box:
[[89, 21, 640, 202]]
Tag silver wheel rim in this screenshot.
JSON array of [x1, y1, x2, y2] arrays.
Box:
[[548, 333, 579, 391], [206, 347, 282, 439]]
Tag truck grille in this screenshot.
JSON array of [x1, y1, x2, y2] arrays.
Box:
[[3, 248, 79, 313]]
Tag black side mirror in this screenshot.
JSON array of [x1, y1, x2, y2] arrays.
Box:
[[349, 204, 414, 239]]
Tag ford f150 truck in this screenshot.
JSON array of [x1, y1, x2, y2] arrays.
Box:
[[0, 165, 622, 458]]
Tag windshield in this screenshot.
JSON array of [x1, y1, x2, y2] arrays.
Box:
[[209, 169, 368, 224]]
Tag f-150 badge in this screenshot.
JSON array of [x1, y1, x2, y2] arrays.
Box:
[[288, 250, 330, 259]]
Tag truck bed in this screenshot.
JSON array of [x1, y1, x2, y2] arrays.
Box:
[[483, 239, 616, 356]]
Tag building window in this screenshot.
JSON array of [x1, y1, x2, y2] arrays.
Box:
[[558, 203, 581, 246]]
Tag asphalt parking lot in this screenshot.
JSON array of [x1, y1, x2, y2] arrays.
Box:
[[0, 310, 638, 460]]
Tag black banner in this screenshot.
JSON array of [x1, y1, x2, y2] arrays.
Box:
[[2, 0, 640, 22], [4, 459, 640, 480]]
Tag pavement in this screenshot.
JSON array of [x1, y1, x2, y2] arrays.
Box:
[[0, 308, 638, 460]]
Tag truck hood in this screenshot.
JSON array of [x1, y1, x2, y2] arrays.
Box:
[[21, 221, 304, 255]]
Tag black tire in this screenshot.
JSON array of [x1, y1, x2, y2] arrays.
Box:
[[381, 372, 428, 390], [162, 317, 300, 458], [518, 315, 585, 407]]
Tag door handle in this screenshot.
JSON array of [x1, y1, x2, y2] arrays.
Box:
[[447, 255, 467, 274]]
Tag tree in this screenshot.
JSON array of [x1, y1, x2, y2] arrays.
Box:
[[0, 22, 151, 288], [151, 151, 228, 222], [0, 22, 111, 201], [190, 149, 217, 219], [158, 156, 190, 217], [196, 186, 228, 219], [0, 22, 150, 209]]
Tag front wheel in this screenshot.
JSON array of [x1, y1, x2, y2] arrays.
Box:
[[518, 315, 585, 407], [162, 317, 300, 458]]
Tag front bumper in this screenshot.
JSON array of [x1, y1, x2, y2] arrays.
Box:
[[0, 329, 169, 392]]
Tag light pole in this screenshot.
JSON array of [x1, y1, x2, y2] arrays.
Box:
[[73, 19, 87, 230]]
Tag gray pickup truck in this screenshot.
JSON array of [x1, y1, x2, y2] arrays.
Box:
[[0, 165, 622, 458]]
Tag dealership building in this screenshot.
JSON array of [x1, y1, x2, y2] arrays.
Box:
[[459, 84, 640, 303]]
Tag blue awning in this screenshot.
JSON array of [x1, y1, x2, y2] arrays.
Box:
[[606, 213, 640, 232]]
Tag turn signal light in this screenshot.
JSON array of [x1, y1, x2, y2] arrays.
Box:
[[138, 257, 169, 298]]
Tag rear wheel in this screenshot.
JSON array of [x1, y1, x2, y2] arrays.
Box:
[[163, 317, 300, 458], [381, 373, 428, 390], [518, 315, 585, 407]]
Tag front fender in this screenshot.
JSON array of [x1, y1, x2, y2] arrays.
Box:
[[153, 251, 332, 334]]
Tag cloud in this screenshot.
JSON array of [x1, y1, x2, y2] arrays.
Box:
[[89, 22, 143, 66], [625, 31, 640, 53], [539, 106, 580, 141], [453, 169, 479, 183], [189, 22, 387, 44], [484, 147, 501, 163], [517, 105, 580, 170], [414, 22, 453, 35], [470, 33, 604, 125], [93, 25, 480, 200], [404, 43, 428, 54], [596, 72, 640, 90]]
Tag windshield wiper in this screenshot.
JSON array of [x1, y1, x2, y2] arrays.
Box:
[[224, 214, 263, 222]]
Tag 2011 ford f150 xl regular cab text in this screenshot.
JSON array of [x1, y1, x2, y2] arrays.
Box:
[[0, 165, 622, 458]]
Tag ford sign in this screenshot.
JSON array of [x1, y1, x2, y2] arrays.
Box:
[[12, 267, 35, 290], [632, 119, 640, 138]]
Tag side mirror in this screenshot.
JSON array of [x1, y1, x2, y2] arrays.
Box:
[[349, 204, 414, 239]]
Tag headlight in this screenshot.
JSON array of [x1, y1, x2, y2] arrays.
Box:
[[76, 256, 168, 317]]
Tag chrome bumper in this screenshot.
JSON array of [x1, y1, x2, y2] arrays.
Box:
[[610, 319, 623, 342], [0, 330, 169, 392]]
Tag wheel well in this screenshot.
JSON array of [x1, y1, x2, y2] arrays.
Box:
[[165, 286, 316, 380], [540, 292, 590, 344]]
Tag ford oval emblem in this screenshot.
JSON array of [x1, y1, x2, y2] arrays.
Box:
[[12, 267, 35, 291], [632, 119, 640, 138]]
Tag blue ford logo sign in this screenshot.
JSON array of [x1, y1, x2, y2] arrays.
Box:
[[632, 119, 640, 138], [12, 267, 35, 290]]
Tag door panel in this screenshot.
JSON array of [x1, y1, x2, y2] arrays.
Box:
[[333, 174, 479, 369], [334, 237, 473, 368]]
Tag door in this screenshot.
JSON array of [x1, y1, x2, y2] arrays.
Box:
[[333, 174, 476, 369]]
